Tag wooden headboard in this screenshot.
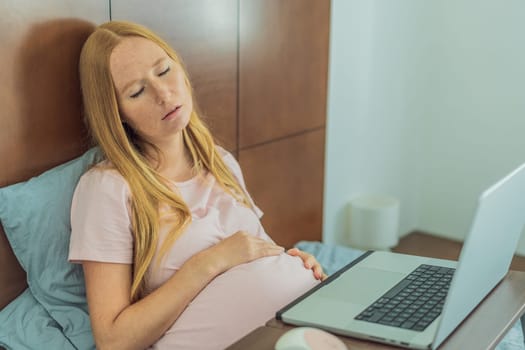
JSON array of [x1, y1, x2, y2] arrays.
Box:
[[0, 15, 99, 310], [0, 0, 329, 311]]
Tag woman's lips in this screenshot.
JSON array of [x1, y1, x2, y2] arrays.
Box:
[[162, 105, 182, 121]]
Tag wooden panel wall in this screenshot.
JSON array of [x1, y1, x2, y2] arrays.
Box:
[[0, 0, 108, 311], [0, 0, 329, 284], [0, 0, 329, 316], [238, 0, 329, 147], [0, 1, 109, 186], [240, 130, 326, 246], [238, 0, 330, 247]]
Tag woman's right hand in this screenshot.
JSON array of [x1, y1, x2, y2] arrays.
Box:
[[203, 231, 285, 274]]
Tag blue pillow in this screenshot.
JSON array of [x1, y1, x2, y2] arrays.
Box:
[[0, 148, 100, 349], [0, 289, 76, 350]]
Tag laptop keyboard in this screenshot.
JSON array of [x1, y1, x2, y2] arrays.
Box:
[[354, 264, 455, 331]]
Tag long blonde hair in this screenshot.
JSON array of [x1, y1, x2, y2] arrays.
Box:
[[79, 21, 251, 301]]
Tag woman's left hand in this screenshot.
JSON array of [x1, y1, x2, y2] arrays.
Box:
[[287, 248, 328, 281]]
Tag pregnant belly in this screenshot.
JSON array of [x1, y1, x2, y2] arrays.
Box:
[[151, 253, 319, 350]]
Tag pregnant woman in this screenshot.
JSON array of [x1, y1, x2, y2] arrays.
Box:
[[68, 20, 324, 350]]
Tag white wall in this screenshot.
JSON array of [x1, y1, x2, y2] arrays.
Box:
[[324, 0, 428, 245], [416, 1, 525, 249], [324, 0, 525, 254]]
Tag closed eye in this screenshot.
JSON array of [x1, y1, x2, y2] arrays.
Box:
[[159, 66, 170, 76], [130, 87, 144, 98]]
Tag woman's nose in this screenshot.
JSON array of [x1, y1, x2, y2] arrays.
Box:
[[152, 81, 171, 105]]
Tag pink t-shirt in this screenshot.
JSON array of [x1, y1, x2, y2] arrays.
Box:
[[68, 147, 319, 349]]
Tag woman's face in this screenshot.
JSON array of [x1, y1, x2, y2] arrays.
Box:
[[110, 36, 193, 145]]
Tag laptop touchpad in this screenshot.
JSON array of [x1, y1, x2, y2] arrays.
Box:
[[317, 267, 405, 305]]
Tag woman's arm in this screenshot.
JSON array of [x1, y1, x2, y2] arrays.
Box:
[[83, 231, 284, 350]]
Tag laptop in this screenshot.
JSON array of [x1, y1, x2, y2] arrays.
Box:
[[277, 162, 525, 349]]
